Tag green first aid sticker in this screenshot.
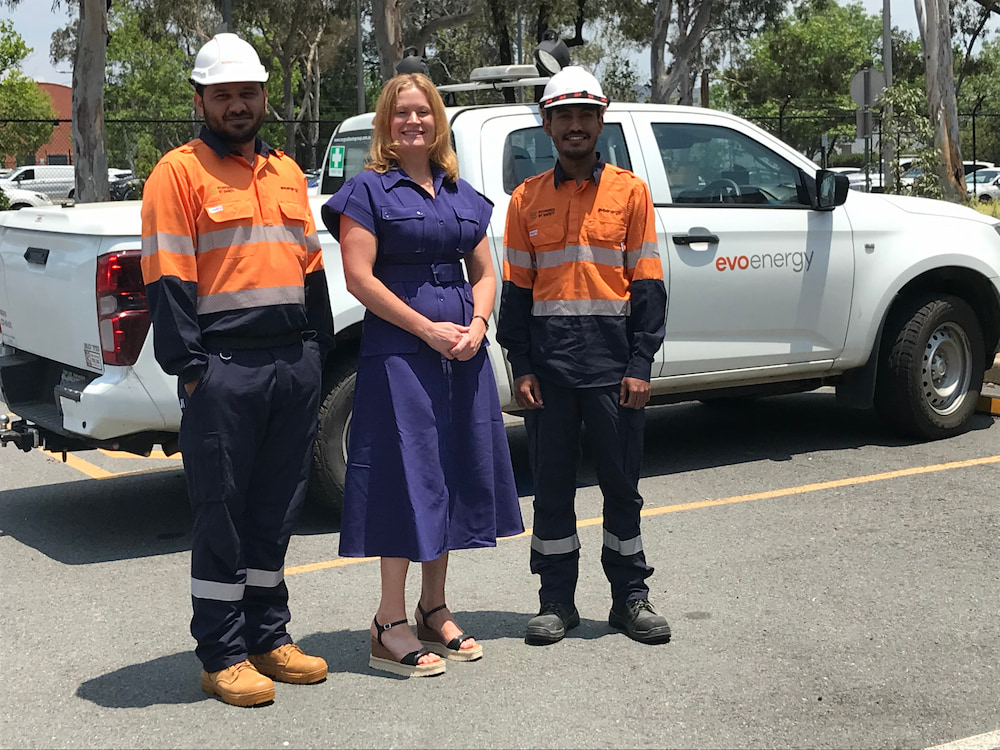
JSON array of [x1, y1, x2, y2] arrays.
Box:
[[328, 145, 346, 177]]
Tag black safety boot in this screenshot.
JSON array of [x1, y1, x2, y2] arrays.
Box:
[[609, 598, 671, 644], [524, 602, 580, 645]]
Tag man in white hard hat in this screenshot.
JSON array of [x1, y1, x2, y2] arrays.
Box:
[[141, 33, 334, 706], [497, 66, 671, 646]]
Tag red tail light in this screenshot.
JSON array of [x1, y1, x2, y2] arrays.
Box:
[[96, 249, 150, 366]]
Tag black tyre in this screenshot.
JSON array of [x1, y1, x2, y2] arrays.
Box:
[[875, 294, 985, 439], [308, 347, 358, 515]]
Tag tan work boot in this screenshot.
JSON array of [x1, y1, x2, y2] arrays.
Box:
[[249, 643, 328, 684], [200, 660, 275, 707]]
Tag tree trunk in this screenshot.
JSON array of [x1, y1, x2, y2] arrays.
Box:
[[651, 0, 715, 104], [650, 0, 672, 103], [372, 0, 404, 82], [917, 0, 965, 201], [72, 0, 109, 203]]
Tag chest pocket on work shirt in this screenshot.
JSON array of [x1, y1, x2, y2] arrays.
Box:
[[378, 205, 426, 256], [201, 197, 256, 258], [526, 222, 567, 269], [277, 201, 310, 264], [584, 216, 628, 248], [453, 205, 481, 252]]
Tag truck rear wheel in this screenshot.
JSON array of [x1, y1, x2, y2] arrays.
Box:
[[308, 348, 358, 515], [875, 294, 984, 439]]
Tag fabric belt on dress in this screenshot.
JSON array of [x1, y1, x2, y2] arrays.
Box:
[[202, 331, 305, 351], [374, 261, 464, 285]]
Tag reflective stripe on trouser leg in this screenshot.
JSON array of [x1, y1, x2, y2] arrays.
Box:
[[579, 386, 655, 608], [525, 380, 583, 606], [179, 342, 321, 671]]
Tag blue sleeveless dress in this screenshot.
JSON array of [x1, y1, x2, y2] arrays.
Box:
[[322, 166, 523, 561]]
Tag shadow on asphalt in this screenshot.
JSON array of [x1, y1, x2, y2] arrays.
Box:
[[4, 391, 995, 566], [76, 608, 620, 707]]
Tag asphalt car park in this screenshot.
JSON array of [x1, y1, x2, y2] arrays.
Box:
[[1, 392, 1000, 749]]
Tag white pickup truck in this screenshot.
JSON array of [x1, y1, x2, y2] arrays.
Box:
[[3, 67, 1000, 512]]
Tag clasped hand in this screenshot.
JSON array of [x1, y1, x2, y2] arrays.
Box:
[[423, 321, 481, 361]]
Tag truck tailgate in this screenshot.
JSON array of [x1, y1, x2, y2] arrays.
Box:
[[0, 224, 115, 373]]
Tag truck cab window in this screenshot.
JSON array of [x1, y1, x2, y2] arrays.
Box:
[[652, 123, 809, 207]]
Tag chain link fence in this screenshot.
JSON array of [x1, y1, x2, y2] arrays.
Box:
[[3, 111, 1000, 205], [1, 118, 340, 204]]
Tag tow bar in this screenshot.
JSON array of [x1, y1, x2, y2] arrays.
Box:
[[0, 414, 40, 452]]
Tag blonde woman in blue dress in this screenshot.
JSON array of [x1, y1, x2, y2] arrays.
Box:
[[322, 73, 523, 677]]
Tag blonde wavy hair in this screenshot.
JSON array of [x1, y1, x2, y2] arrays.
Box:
[[367, 73, 459, 183]]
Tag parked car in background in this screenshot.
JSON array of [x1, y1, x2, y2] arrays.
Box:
[[108, 175, 144, 201], [0, 165, 74, 200], [900, 160, 994, 189], [0, 186, 53, 210], [967, 168, 1000, 201]]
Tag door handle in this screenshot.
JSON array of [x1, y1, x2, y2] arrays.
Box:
[[672, 233, 719, 246]]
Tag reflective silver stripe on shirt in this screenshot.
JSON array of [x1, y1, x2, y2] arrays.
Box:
[[305, 231, 322, 254], [603, 529, 643, 556], [534, 244, 626, 270], [197, 224, 307, 255], [143, 231, 196, 259], [246, 567, 284, 588], [532, 298, 631, 316], [531, 533, 581, 556], [191, 578, 245, 601], [626, 240, 661, 270], [196, 285, 306, 315], [505, 246, 535, 270]]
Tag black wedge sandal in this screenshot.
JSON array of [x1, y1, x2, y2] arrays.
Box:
[[369, 615, 446, 677], [416, 603, 484, 662]]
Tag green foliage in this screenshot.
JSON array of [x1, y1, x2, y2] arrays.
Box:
[[0, 19, 57, 162], [0, 187, 10, 211], [879, 83, 942, 199], [103, 4, 195, 176], [722, 1, 881, 157], [958, 37, 1000, 167], [970, 198, 1000, 219]]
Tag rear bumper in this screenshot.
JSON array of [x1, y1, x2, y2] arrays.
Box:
[[0, 345, 180, 453]]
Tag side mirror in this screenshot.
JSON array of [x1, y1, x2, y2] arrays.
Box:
[[814, 169, 849, 210]]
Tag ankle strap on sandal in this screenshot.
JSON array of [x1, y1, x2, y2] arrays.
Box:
[[417, 602, 448, 621], [372, 614, 409, 646]]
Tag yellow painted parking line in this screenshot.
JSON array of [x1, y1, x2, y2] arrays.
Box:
[[99, 448, 179, 460], [43, 450, 113, 479], [285, 454, 1000, 576]]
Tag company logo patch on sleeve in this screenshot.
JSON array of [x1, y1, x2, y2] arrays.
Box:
[[207, 205, 224, 214]]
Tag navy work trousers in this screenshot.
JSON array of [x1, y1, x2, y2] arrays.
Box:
[[524, 378, 654, 609], [178, 340, 321, 673]]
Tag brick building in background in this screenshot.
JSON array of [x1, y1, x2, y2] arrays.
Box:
[[3, 82, 73, 169], [33, 83, 72, 165]]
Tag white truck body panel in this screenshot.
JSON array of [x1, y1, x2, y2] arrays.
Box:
[[2, 100, 1000, 464]]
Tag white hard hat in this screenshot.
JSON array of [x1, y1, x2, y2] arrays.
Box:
[[538, 66, 608, 110], [190, 33, 268, 87]]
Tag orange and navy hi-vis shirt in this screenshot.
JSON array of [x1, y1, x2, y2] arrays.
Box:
[[497, 159, 666, 388], [140, 127, 334, 384]]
